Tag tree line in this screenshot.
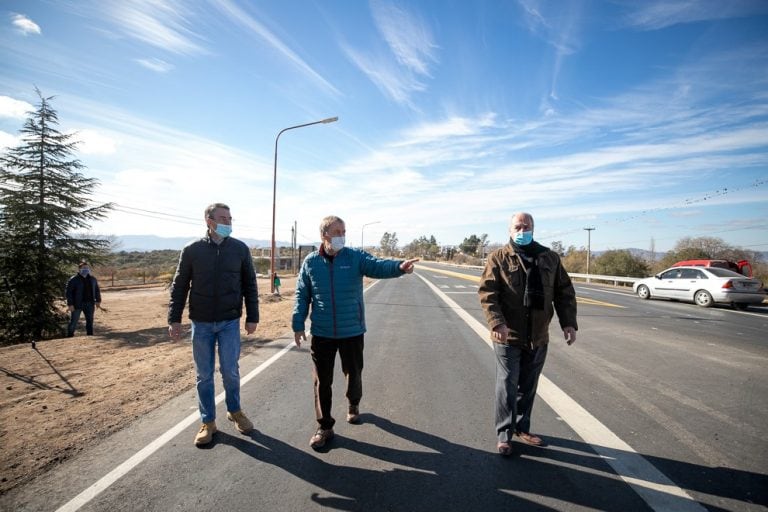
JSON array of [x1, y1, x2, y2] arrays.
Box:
[[384, 232, 766, 283]]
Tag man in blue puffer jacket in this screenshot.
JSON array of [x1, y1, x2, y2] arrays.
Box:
[[293, 215, 418, 450]]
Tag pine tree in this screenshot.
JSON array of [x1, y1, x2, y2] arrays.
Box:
[[0, 88, 113, 344]]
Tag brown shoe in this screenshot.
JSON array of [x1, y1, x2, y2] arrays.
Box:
[[516, 431, 544, 446], [497, 441, 513, 456], [346, 405, 360, 424], [309, 428, 334, 449], [227, 410, 254, 434], [194, 421, 217, 446]]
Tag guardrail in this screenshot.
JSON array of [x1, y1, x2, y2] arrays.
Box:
[[424, 262, 638, 287], [569, 273, 637, 286]]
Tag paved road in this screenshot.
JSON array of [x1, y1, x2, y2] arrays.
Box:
[[3, 262, 766, 511]]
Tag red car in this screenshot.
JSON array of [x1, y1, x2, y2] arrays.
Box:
[[671, 259, 752, 277]]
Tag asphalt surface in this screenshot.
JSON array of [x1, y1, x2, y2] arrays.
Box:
[[3, 261, 766, 512]]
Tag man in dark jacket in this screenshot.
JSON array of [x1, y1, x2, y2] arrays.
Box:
[[293, 215, 418, 450], [478, 212, 578, 456], [168, 203, 259, 447], [65, 260, 101, 337]]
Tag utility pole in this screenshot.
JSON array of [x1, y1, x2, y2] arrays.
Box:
[[291, 222, 296, 274], [584, 227, 595, 282]]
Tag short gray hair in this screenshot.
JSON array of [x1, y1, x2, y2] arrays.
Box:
[[319, 215, 344, 235], [205, 203, 230, 219]]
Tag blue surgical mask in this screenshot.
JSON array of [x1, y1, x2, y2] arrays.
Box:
[[512, 231, 533, 246], [331, 236, 345, 252], [79, 268, 90, 277], [214, 223, 232, 238]]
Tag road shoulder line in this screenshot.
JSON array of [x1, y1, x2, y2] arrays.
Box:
[[415, 271, 705, 512]]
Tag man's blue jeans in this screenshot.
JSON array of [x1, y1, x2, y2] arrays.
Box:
[[494, 343, 548, 442], [191, 319, 242, 424], [67, 302, 95, 336]]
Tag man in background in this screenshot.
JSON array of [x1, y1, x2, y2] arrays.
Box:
[[65, 260, 101, 337]]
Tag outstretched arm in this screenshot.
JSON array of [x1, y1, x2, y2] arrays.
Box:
[[399, 258, 419, 274]]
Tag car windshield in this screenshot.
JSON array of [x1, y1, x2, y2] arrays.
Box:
[[705, 268, 747, 278]]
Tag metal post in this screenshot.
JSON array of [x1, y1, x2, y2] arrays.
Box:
[[584, 227, 595, 282], [270, 116, 338, 292]]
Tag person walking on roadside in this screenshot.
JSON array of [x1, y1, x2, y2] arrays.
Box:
[[168, 203, 259, 447], [65, 261, 102, 337], [293, 215, 418, 450], [273, 272, 281, 296], [478, 212, 578, 456]]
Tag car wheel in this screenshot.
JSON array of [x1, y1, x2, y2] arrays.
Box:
[[733, 303, 749, 311], [694, 290, 714, 307], [636, 285, 651, 300]]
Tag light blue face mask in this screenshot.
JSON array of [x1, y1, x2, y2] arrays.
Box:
[[79, 268, 90, 277], [330, 236, 345, 252], [214, 223, 232, 238], [512, 231, 533, 246]]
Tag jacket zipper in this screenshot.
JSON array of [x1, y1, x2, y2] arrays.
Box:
[[514, 251, 534, 348], [329, 257, 337, 337], [213, 242, 220, 322]]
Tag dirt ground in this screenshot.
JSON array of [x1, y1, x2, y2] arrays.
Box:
[[0, 276, 296, 495]]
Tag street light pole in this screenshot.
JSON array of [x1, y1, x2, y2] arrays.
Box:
[[361, 221, 381, 251], [271, 116, 338, 292], [584, 227, 595, 282]]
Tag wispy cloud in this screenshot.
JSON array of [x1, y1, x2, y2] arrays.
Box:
[[0, 131, 21, 150], [341, 45, 424, 107], [11, 13, 41, 35], [135, 57, 174, 73], [623, 0, 768, 31], [371, 0, 438, 76], [280, 48, 768, 244], [210, 0, 341, 96], [515, 0, 583, 107], [106, 0, 207, 55], [0, 96, 33, 118], [399, 114, 497, 143], [69, 129, 118, 155], [343, 0, 437, 107]]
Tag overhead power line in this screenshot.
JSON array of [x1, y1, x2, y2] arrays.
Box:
[[539, 178, 767, 242]]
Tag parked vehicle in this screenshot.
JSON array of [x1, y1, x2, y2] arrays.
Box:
[[633, 266, 766, 310], [671, 258, 753, 277]]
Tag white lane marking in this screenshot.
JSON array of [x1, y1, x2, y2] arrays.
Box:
[[56, 280, 384, 512], [55, 343, 295, 512], [415, 272, 706, 512], [577, 286, 635, 297]]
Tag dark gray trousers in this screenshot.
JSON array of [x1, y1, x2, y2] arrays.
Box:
[[311, 334, 364, 429], [494, 343, 548, 442]]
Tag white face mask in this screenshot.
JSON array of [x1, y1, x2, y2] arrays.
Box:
[[330, 236, 345, 252]]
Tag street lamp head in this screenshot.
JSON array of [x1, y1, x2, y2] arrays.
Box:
[[321, 116, 338, 124]]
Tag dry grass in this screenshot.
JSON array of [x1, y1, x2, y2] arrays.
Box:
[[0, 276, 296, 494]]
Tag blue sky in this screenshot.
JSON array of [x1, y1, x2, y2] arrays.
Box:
[[1, 0, 767, 253]]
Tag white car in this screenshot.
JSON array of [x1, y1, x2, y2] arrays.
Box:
[[633, 266, 766, 310]]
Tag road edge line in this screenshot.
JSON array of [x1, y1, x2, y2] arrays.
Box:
[[415, 272, 705, 512]]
